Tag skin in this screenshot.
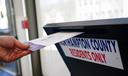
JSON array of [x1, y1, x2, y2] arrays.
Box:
[[0, 36, 32, 62]]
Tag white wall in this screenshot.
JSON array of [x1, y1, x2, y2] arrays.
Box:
[[35, 0, 72, 76], [35, 0, 127, 76], [0, 0, 8, 29], [13, 0, 33, 76]]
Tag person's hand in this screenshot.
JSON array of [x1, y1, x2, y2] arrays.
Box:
[[0, 36, 32, 62]]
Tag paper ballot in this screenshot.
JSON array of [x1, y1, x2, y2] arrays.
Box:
[[26, 32, 82, 51]]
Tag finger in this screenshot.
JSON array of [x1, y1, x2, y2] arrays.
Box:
[[7, 50, 32, 62], [2, 49, 32, 62], [0, 36, 14, 48], [14, 50, 32, 60], [14, 38, 29, 49]]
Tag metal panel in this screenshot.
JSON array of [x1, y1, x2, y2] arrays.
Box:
[[25, 0, 42, 76]]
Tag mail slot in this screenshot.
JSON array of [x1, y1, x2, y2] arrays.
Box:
[[44, 18, 128, 76]]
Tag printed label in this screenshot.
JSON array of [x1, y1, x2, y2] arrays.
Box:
[[59, 37, 123, 69]]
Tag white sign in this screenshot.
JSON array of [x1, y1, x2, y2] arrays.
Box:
[[26, 32, 82, 51], [59, 38, 124, 70]]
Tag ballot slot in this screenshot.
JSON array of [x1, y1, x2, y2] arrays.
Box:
[[44, 18, 128, 76], [44, 25, 109, 34]]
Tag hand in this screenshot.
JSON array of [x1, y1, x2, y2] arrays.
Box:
[[0, 36, 32, 62]]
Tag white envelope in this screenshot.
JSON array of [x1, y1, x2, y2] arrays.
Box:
[[26, 32, 82, 51]]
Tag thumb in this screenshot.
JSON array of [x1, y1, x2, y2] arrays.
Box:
[[14, 39, 29, 49]]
